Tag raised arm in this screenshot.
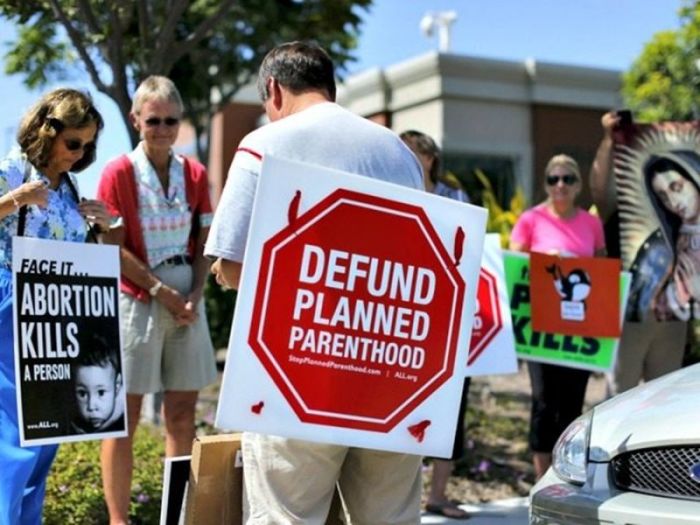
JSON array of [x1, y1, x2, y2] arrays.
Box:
[[589, 111, 620, 222]]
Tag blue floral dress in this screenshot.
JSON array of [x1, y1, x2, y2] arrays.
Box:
[[0, 149, 86, 525]]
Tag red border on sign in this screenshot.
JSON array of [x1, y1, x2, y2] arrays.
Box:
[[468, 268, 503, 365], [248, 188, 466, 432]]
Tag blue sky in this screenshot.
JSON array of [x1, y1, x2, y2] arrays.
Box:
[[0, 0, 684, 196], [348, 0, 682, 74]]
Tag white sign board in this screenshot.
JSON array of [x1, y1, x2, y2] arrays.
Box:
[[13, 237, 126, 446], [465, 234, 518, 377], [216, 156, 488, 456]]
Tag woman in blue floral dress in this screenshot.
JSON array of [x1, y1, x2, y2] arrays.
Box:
[[0, 88, 110, 524]]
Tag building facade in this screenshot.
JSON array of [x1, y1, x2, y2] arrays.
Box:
[[208, 51, 622, 208]]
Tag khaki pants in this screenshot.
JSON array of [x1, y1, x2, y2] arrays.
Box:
[[242, 433, 422, 525], [608, 320, 686, 396]]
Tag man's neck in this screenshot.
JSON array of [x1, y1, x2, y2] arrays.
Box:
[[281, 91, 331, 118]]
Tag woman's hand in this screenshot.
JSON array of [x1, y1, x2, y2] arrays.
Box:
[[185, 288, 204, 307], [179, 288, 204, 326], [15, 180, 49, 207], [79, 199, 112, 231], [155, 284, 198, 326]]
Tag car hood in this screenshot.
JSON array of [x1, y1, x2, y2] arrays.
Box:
[[588, 363, 700, 462]]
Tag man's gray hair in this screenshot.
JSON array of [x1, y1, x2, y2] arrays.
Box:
[[257, 41, 336, 102]]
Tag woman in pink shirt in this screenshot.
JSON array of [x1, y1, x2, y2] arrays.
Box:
[[509, 154, 605, 480]]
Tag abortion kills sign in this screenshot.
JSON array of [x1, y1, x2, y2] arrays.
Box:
[[216, 156, 487, 456], [13, 238, 126, 446]]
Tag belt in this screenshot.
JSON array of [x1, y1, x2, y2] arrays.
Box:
[[159, 254, 192, 267]]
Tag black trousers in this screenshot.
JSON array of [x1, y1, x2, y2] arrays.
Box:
[[527, 361, 590, 453], [449, 377, 471, 460]]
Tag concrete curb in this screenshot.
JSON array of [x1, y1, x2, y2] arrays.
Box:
[[421, 497, 528, 524]]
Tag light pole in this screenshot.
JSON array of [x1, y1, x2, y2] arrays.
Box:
[[420, 11, 458, 52]]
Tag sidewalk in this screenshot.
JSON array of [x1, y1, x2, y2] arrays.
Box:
[[421, 497, 528, 524]]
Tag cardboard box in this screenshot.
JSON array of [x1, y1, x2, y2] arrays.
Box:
[[183, 432, 344, 524], [185, 433, 243, 525]]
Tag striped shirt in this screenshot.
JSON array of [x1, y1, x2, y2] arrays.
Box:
[[129, 143, 205, 267]]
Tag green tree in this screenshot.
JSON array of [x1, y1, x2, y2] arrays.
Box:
[[1, 0, 371, 158], [623, 1, 700, 122]]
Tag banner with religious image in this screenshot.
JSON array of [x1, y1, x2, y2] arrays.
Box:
[[614, 121, 700, 322], [13, 237, 126, 446]]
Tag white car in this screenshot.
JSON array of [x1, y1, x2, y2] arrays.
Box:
[[530, 363, 700, 525]]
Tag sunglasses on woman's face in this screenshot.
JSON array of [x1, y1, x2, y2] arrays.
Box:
[[64, 139, 95, 153], [546, 174, 578, 186], [144, 117, 180, 127]]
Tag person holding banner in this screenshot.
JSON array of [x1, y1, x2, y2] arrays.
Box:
[[0, 88, 108, 524], [97, 76, 217, 525], [401, 129, 471, 520], [206, 42, 425, 525], [510, 153, 605, 480], [589, 112, 686, 395]]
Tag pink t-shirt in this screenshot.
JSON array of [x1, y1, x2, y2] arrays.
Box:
[[510, 204, 605, 257]]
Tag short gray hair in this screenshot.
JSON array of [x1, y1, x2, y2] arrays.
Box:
[[131, 75, 184, 115], [256, 41, 336, 102]]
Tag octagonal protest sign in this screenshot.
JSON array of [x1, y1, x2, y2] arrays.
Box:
[[250, 189, 464, 432], [216, 156, 488, 456], [469, 268, 502, 364], [465, 234, 517, 377]]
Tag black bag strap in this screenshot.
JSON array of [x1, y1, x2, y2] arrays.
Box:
[[62, 173, 99, 243], [16, 161, 31, 237], [16, 203, 27, 237]]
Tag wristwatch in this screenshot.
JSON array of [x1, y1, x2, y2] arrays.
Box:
[[149, 280, 163, 297]]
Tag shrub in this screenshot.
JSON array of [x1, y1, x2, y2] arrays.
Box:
[[44, 426, 165, 524], [474, 169, 526, 247], [203, 273, 238, 349]]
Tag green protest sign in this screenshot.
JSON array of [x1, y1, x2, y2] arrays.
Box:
[[503, 251, 630, 372]]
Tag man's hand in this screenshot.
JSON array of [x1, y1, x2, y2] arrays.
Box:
[[601, 111, 620, 137], [211, 258, 242, 290]]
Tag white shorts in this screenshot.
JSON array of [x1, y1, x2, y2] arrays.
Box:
[[120, 263, 217, 394]]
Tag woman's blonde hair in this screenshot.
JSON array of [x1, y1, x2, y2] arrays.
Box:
[[17, 88, 103, 173], [131, 75, 184, 115], [545, 154, 581, 180]]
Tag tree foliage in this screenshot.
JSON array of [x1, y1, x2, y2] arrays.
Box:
[[623, 1, 700, 122], [1, 0, 371, 157]]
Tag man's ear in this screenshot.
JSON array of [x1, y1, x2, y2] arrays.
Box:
[[269, 78, 284, 112]]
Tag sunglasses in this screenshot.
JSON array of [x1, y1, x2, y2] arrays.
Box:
[[546, 174, 578, 186], [144, 117, 180, 127], [64, 139, 95, 153]]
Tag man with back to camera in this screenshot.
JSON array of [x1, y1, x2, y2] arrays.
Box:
[[205, 41, 425, 524]]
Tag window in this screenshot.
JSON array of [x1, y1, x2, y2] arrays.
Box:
[[443, 153, 517, 208]]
